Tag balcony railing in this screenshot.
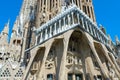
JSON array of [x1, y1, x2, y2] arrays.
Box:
[[25, 4, 109, 52]]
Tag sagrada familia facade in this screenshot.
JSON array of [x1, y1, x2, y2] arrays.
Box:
[[0, 0, 120, 80]]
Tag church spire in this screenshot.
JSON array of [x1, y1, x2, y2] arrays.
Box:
[[10, 17, 19, 39], [115, 36, 120, 45], [0, 20, 10, 45], [13, 17, 19, 32], [2, 20, 9, 35], [19, 0, 37, 26]]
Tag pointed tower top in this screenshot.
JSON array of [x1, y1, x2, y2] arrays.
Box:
[[108, 34, 112, 40], [2, 20, 10, 35], [99, 24, 106, 35], [115, 36, 120, 45], [13, 17, 19, 32]]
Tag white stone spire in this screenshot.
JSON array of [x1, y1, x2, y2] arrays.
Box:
[[108, 35, 112, 40], [2, 20, 9, 35], [11, 17, 19, 39], [13, 17, 19, 32], [0, 20, 9, 46], [115, 36, 120, 45], [19, 0, 37, 25]]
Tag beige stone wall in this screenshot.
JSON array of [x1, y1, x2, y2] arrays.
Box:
[[35, 0, 96, 28], [23, 29, 120, 80], [0, 0, 120, 80]]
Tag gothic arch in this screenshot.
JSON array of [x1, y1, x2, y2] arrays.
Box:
[[93, 42, 109, 79], [59, 28, 94, 80], [28, 39, 55, 80], [93, 42, 120, 79], [30, 47, 45, 75], [66, 30, 84, 78], [45, 39, 64, 80]]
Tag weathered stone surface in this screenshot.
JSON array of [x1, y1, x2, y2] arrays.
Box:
[[0, 0, 120, 80]]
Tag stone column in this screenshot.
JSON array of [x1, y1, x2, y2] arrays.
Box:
[[89, 25, 93, 35], [103, 61, 109, 74], [110, 53, 120, 79], [39, 0, 42, 11], [81, 17, 85, 29], [85, 55, 95, 80], [58, 30, 74, 80], [42, 0, 44, 11], [60, 20, 62, 32], [93, 28, 97, 37], [21, 22, 29, 62], [63, 17, 66, 30], [40, 32, 43, 42], [68, 15, 70, 26], [50, 26, 52, 37], [59, 0, 61, 11], [45, 29, 48, 40], [81, 40, 95, 80], [57, 0, 59, 8], [35, 36, 38, 45], [100, 43, 120, 79], [54, 23, 57, 34], [71, 12, 74, 24], [96, 31, 100, 40], [58, 20, 61, 32], [37, 39, 54, 80], [45, 0, 47, 11], [22, 47, 39, 80], [73, 74, 75, 80], [72, 0, 74, 4], [77, 0, 80, 8], [100, 33, 103, 42], [110, 53, 120, 72], [85, 21, 89, 32], [77, 13, 80, 24], [89, 6, 92, 20], [83, 32, 109, 79]]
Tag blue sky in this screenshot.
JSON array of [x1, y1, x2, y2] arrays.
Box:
[[0, 0, 22, 35], [93, 0, 120, 41], [0, 0, 120, 41]]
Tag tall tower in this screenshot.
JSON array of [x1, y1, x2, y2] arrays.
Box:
[[35, 0, 96, 28], [1, 0, 120, 80], [20, 0, 37, 24], [63, 0, 96, 22], [18, 0, 97, 50], [18, 0, 97, 52], [35, 0, 62, 27], [80, 0, 96, 22], [17, 0, 38, 49], [0, 21, 9, 45]]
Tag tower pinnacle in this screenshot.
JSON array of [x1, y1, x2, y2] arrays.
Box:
[[2, 20, 9, 35], [115, 36, 120, 45]]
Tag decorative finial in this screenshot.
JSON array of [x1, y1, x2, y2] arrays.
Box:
[[108, 34, 112, 40], [99, 24, 106, 34], [2, 20, 10, 35], [12, 16, 19, 32], [115, 36, 120, 45]]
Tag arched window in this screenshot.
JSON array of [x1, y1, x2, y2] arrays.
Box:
[[75, 74, 82, 80], [47, 74, 53, 80], [68, 74, 73, 80], [97, 75, 102, 80], [68, 74, 83, 80]]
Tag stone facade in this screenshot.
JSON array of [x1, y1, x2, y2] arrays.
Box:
[[0, 0, 120, 80]]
